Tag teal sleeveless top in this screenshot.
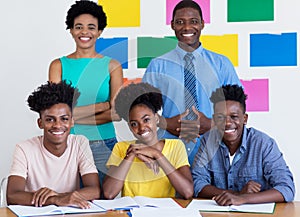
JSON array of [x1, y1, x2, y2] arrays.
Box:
[[60, 56, 116, 140]]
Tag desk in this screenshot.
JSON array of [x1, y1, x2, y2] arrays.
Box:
[[1, 200, 300, 217]]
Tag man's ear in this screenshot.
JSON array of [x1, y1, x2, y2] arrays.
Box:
[[171, 20, 175, 30], [244, 113, 248, 125], [37, 118, 43, 129], [200, 19, 205, 30]]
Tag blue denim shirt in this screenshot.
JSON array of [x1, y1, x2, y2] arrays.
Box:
[[191, 127, 295, 202]]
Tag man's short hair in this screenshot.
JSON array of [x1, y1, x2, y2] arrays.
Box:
[[210, 84, 247, 113], [27, 80, 80, 114], [172, 0, 203, 21]]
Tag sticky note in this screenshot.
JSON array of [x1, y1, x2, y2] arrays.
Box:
[[250, 33, 297, 67], [166, 0, 210, 24], [123, 78, 142, 86], [201, 34, 238, 66], [96, 37, 128, 69], [228, 0, 274, 22], [99, 0, 140, 27], [241, 79, 269, 112], [137, 36, 178, 68]]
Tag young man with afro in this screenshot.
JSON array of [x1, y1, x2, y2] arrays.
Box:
[[7, 80, 100, 208]]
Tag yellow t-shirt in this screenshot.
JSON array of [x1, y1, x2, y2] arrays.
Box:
[[106, 139, 189, 198]]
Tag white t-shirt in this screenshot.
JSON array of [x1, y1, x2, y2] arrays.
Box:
[[9, 134, 97, 193]]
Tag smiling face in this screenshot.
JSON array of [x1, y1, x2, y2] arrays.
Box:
[[70, 14, 102, 50], [38, 103, 74, 150], [213, 100, 248, 148], [128, 104, 159, 146], [171, 7, 204, 51]]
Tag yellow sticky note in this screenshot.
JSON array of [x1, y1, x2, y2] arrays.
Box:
[[99, 0, 140, 27], [201, 34, 238, 66]]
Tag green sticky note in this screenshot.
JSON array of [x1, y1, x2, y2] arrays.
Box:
[[137, 37, 178, 68], [228, 0, 274, 22]]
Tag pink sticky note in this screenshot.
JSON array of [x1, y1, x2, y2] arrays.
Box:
[[166, 0, 210, 25], [241, 79, 269, 112]]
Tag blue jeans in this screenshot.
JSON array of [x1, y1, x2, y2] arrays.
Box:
[[89, 137, 117, 187]]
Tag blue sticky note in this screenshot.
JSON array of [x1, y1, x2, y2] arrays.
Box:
[[250, 33, 297, 67], [96, 37, 128, 69]]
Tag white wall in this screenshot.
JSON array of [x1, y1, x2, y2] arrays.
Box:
[[1, 0, 299, 200]]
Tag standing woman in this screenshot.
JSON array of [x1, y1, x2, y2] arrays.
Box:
[[48, 0, 123, 185]]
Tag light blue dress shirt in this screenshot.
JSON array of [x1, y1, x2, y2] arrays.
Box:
[[191, 127, 295, 202], [143, 44, 241, 163]]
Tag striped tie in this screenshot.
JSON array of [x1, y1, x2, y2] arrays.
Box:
[[184, 53, 198, 120]]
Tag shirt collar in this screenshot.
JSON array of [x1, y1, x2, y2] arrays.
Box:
[[175, 43, 203, 60], [239, 126, 248, 153], [218, 126, 248, 154]]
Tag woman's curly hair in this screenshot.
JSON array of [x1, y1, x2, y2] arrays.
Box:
[[65, 0, 107, 30], [114, 82, 163, 122], [27, 80, 80, 114]]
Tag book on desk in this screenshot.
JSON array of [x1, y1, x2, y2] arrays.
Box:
[[93, 197, 201, 217], [93, 196, 182, 210], [186, 199, 275, 214], [8, 201, 105, 216], [7, 196, 199, 217], [8, 197, 275, 217]]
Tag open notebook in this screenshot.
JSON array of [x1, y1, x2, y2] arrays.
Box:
[[186, 199, 275, 214], [8, 202, 106, 217], [8, 196, 182, 216], [93, 196, 182, 210]]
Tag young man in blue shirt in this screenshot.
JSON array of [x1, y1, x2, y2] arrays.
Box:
[[192, 84, 295, 205]]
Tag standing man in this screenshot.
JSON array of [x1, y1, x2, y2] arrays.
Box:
[[143, 0, 241, 163]]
